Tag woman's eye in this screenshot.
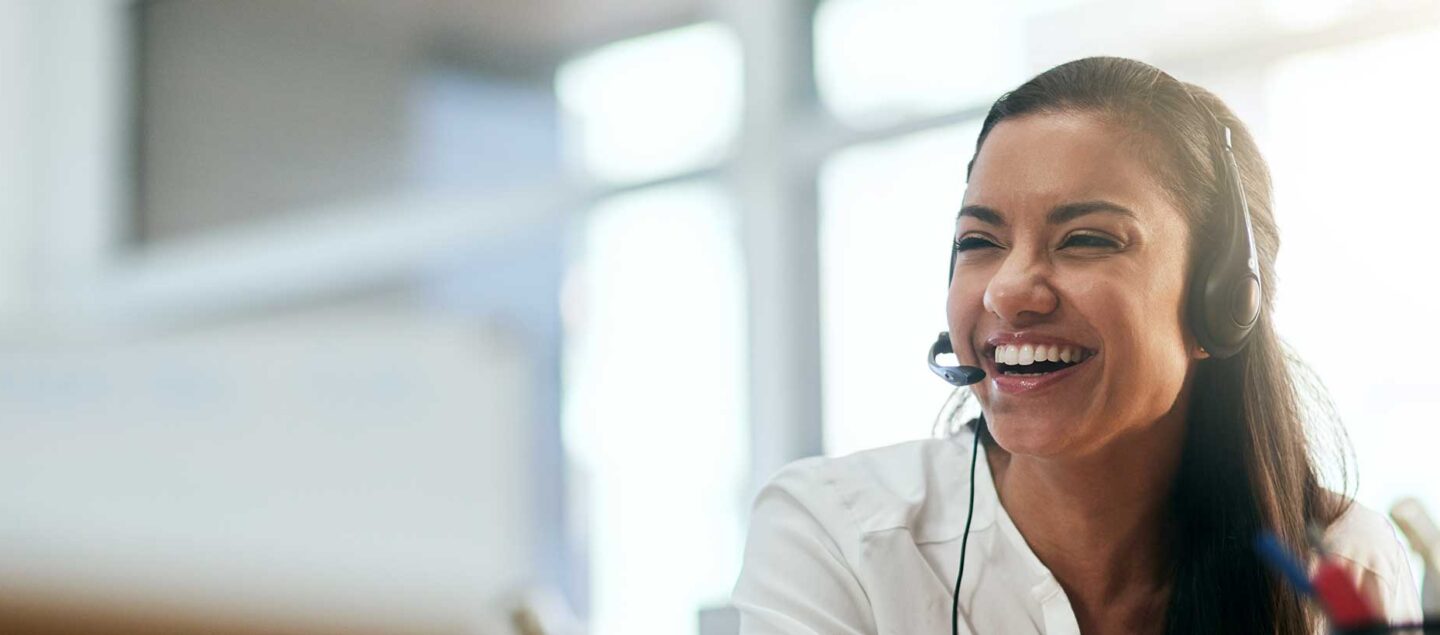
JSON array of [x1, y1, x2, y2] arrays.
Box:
[[954, 236, 999, 252], [1061, 233, 1120, 249]]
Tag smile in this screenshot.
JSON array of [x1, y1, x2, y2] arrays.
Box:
[[982, 339, 1098, 394], [991, 343, 1091, 376]]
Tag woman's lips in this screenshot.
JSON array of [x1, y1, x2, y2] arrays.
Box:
[[984, 351, 1096, 395]]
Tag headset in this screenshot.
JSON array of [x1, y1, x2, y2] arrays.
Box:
[[927, 82, 1262, 635]]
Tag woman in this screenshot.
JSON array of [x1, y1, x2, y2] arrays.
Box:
[[731, 57, 1421, 634]]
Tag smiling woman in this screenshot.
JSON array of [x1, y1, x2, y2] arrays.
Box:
[[951, 110, 1200, 463], [731, 57, 1422, 635]]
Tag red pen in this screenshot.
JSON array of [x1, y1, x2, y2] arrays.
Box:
[[1310, 555, 1378, 628], [1306, 525, 1378, 628]]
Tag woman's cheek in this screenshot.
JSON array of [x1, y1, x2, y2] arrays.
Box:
[[946, 281, 985, 336]]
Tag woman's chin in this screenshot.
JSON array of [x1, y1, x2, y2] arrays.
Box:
[[985, 414, 1081, 458]]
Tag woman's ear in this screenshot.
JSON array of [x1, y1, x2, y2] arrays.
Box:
[[1192, 343, 1211, 360]]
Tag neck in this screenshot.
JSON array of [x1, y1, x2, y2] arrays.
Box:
[[986, 404, 1188, 614]]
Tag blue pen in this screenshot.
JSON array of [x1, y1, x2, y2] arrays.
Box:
[[1253, 532, 1316, 598]]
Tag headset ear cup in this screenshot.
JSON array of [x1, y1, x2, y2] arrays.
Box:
[[1231, 273, 1261, 327], [1194, 258, 1255, 358], [1189, 257, 1263, 359]]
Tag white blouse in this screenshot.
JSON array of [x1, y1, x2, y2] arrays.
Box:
[[732, 430, 1422, 634]]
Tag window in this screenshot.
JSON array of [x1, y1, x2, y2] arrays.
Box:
[[1265, 26, 1440, 515], [813, 0, 1024, 126], [556, 24, 742, 184], [563, 183, 748, 635], [819, 122, 981, 456]]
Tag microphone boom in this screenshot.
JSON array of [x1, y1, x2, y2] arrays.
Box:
[[928, 332, 987, 387]]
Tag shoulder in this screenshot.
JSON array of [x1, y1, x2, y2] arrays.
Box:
[[1323, 499, 1423, 622], [736, 443, 972, 634], [753, 437, 984, 544], [1324, 500, 1411, 580]]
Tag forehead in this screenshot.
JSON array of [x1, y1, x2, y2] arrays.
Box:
[[964, 111, 1177, 221]]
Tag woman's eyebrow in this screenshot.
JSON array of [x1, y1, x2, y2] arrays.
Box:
[[959, 201, 1136, 226], [1048, 200, 1137, 224], [956, 205, 1006, 226]]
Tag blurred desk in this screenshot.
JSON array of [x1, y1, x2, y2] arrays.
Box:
[[0, 586, 466, 635]]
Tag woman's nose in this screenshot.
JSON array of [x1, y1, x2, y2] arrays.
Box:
[[983, 253, 1059, 324]]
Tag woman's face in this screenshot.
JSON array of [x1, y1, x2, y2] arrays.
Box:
[[948, 111, 1202, 459]]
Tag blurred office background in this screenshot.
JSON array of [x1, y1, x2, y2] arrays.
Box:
[[1, 0, 1438, 633]]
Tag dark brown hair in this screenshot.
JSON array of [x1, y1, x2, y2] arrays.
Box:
[[946, 56, 1353, 634]]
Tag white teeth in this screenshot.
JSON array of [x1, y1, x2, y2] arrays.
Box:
[[993, 343, 1088, 367]]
